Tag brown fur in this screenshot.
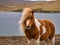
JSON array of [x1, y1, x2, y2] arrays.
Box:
[[25, 24, 39, 40]]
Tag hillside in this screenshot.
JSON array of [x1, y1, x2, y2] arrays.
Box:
[[0, 0, 60, 13]]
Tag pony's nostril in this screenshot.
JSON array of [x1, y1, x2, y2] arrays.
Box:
[[26, 26, 31, 29], [25, 26, 31, 30], [27, 26, 30, 28]]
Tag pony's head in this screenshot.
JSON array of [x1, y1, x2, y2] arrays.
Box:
[[25, 13, 35, 30], [19, 8, 35, 31]]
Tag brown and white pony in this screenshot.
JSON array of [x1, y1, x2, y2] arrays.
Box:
[[18, 8, 55, 45]]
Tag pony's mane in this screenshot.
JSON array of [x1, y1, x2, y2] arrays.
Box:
[[18, 8, 33, 31]]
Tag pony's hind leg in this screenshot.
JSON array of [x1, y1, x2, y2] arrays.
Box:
[[45, 39, 49, 45], [45, 37, 55, 45], [49, 37, 55, 45]]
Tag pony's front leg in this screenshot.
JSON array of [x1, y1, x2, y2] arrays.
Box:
[[25, 37, 31, 45], [34, 35, 41, 45], [25, 35, 32, 45], [35, 38, 40, 45], [27, 40, 31, 45]]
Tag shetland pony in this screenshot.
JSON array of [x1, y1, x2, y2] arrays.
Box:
[[18, 8, 55, 45]]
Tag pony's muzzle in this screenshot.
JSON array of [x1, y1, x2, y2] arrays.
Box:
[[26, 26, 30, 28], [26, 19, 32, 30], [26, 26, 31, 30]]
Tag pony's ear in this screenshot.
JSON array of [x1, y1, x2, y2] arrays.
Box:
[[29, 10, 34, 14], [32, 11, 34, 17], [32, 10, 34, 14]]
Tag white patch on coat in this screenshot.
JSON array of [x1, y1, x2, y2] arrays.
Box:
[[40, 26, 46, 36], [42, 26, 46, 34], [35, 18, 41, 31]]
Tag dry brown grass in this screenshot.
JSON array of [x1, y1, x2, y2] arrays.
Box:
[[0, 0, 60, 12], [0, 34, 60, 45]]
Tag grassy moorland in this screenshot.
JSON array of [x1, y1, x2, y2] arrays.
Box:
[[0, 34, 60, 45], [0, 0, 60, 13]]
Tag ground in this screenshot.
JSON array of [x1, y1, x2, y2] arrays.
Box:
[[0, 35, 60, 45]]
